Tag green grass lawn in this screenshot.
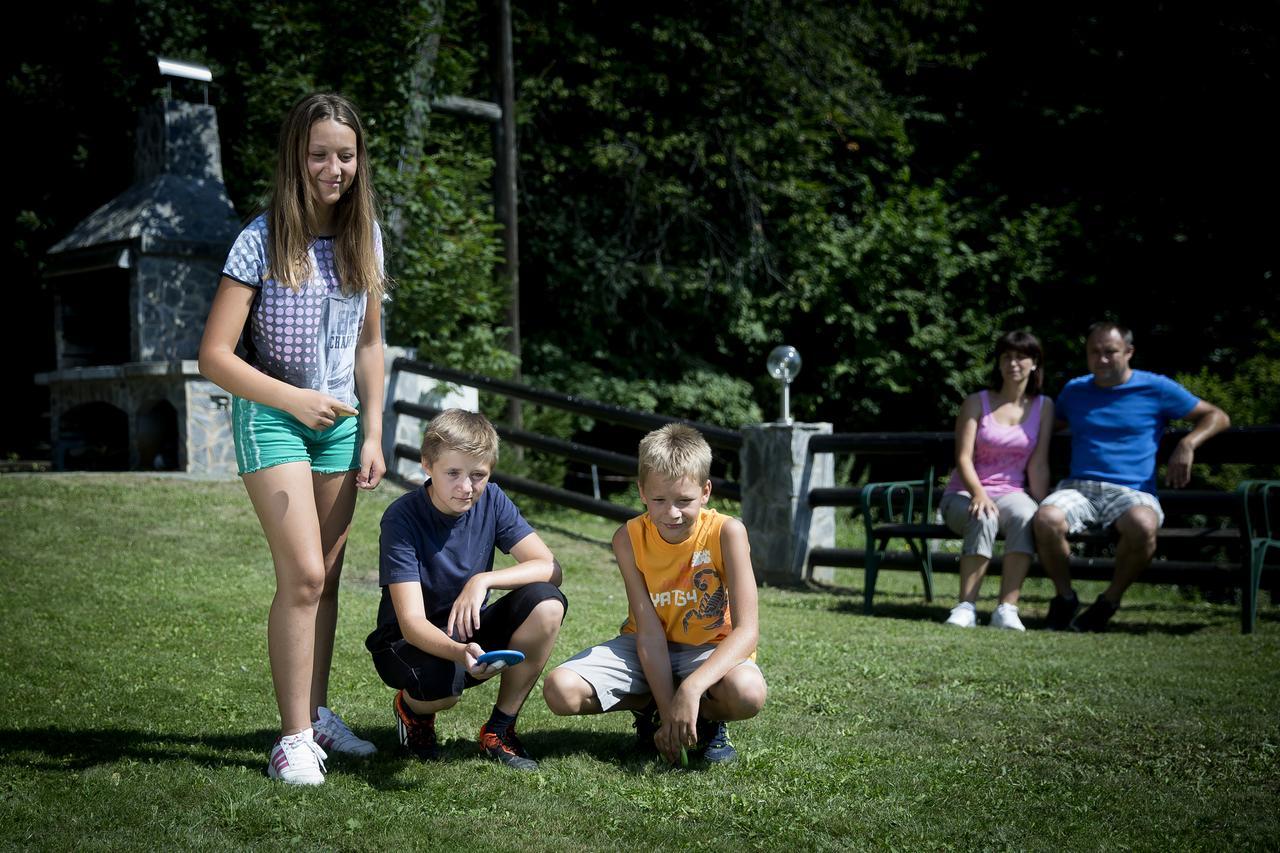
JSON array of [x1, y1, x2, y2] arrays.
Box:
[[1, 474, 1277, 850]]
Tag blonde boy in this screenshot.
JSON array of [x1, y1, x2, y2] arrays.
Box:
[[543, 424, 766, 764], [366, 409, 566, 770]]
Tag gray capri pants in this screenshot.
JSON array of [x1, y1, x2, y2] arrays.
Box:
[[938, 491, 1038, 558]]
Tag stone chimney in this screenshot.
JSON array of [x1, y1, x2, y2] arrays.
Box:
[[36, 59, 242, 473]]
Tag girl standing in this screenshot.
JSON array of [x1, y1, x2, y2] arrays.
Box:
[[199, 93, 386, 785], [939, 330, 1054, 631]]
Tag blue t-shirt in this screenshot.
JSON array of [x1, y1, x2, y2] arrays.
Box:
[[374, 482, 534, 634], [1056, 369, 1200, 493]]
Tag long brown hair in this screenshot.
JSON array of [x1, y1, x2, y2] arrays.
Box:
[[267, 93, 384, 299]]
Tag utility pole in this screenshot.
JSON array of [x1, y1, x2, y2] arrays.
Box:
[[492, 0, 522, 436]]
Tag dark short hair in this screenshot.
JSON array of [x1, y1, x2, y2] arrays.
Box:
[[989, 330, 1043, 397], [1087, 321, 1133, 347]]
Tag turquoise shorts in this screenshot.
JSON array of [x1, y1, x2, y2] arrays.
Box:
[[232, 397, 361, 476]]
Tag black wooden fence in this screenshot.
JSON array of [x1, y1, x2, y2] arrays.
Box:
[[386, 358, 742, 522]]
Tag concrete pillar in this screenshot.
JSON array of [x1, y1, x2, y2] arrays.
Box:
[[739, 422, 835, 585], [382, 346, 479, 482]]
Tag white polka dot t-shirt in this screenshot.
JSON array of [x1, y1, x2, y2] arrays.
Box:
[[222, 215, 380, 409]]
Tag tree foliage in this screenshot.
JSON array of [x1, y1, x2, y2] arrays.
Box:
[[512, 1, 1094, 429], [8, 1, 1277, 462], [7, 1, 510, 408]]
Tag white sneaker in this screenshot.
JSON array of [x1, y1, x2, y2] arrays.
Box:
[[313, 706, 378, 757], [267, 728, 327, 786], [990, 603, 1027, 632], [944, 602, 978, 627]]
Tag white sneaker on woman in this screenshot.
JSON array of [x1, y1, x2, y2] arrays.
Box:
[[313, 706, 378, 756], [944, 602, 978, 627], [989, 602, 1027, 631], [267, 728, 328, 786]]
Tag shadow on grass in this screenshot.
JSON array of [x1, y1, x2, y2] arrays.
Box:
[[0, 726, 276, 773], [514, 729, 665, 767], [432, 729, 673, 771], [816, 588, 1276, 635], [0, 725, 676, 786], [530, 520, 613, 552], [332, 728, 680, 787]]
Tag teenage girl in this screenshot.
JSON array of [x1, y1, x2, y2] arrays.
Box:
[[198, 93, 387, 785], [938, 330, 1054, 631]]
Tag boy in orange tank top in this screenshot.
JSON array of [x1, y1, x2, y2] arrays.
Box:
[[543, 424, 766, 764]]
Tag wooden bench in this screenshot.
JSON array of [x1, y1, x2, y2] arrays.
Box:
[[806, 427, 1280, 633]]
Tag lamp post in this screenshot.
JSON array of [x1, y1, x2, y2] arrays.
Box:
[[766, 345, 802, 424], [742, 344, 833, 584]]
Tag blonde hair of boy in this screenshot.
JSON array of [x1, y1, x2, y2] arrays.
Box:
[[637, 423, 712, 488], [420, 409, 500, 467]]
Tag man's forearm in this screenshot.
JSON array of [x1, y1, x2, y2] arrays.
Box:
[[1182, 407, 1230, 450]]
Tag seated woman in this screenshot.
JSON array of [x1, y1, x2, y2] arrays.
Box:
[[939, 330, 1054, 631]]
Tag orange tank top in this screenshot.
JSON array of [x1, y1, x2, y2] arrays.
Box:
[[621, 508, 733, 645]]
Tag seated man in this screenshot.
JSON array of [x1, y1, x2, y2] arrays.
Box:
[[1035, 322, 1229, 631]]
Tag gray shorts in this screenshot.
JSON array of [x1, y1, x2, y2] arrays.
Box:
[[938, 490, 1038, 558], [553, 634, 762, 712], [1040, 479, 1165, 533]]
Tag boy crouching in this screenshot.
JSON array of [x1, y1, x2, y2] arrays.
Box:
[[366, 409, 566, 770], [543, 424, 765, 764]]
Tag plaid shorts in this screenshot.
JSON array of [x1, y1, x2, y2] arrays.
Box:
[[1040, 479, 1165, 533]]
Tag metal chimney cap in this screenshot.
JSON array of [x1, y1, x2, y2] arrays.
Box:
[[157, 57, 212, 83]]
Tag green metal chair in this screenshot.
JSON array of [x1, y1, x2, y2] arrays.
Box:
[[859, 467, 936, 614], [1238, 480, 1280, 634]]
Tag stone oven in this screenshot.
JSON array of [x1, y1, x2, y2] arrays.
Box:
[[36, 60, 241, 473]]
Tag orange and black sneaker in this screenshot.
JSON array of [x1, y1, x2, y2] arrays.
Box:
[[479, 723, 538, 771], [394, 689, 439, 760], [504, 724, 531, 759]]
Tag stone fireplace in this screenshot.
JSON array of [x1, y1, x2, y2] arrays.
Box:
[[35, 90, 242, 473]]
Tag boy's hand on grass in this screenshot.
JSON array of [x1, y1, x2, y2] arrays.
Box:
[[654, 720, 680, 764], [447, 575, 490, 641], [657, 689, 699, 763]]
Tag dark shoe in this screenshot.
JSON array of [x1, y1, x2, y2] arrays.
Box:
[[394, 690, 440, 760], [695, 718, 737, 764], [631, 700, 660, 754], [1045, 593, 1080, 631], [1072, 595, 1118, 632], [504, 723, 531, 759], [480, 724, 539, 771]]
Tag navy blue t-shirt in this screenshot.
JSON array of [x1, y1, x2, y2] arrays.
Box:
[[374, 481, 534, 634]]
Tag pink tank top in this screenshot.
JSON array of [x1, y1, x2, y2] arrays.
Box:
[[944, 391, 1043, 498]]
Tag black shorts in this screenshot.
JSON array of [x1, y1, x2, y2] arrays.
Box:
[[365, 582, 567, 702]]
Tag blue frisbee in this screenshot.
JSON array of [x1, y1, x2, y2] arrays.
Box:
[[476, 649, 525, 668]]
